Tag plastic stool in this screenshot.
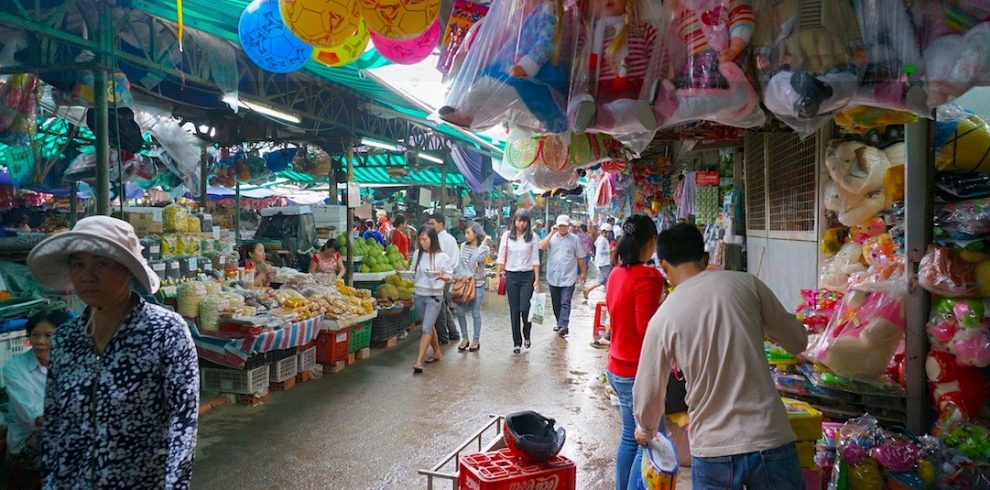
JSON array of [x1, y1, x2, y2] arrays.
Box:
[[593, 302, 609, 340]]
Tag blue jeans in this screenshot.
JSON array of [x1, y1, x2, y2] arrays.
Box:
[[692, 442, 804, 489], [549, 285, 575, 329], [456, 286, 484, 341], [607, 371, 644, 490]]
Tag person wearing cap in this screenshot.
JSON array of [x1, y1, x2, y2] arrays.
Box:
[[27, 216, 199, 488], [539, 215, 587, 337]]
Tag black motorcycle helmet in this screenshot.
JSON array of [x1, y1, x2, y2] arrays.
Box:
[[503, 411, 566, 463]]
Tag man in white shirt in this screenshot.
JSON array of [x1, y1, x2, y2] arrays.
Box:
[[428, 212, 461, 344], [539, 215, 587, 337], [633, 224, 808, 489], [610, 217, 623, 239]]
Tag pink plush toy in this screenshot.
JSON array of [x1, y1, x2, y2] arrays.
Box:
[[913, 0, 990, 108]]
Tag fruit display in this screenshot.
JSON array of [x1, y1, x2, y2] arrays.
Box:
[[375, 274, 414, 302], [341, 237, 409, 273]]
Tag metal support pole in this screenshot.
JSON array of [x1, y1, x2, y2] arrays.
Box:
[[234, 181, 242, 244], [199, 152, 209, 210], [904, 119, 933, 435], [440, 163, 448, 213], [345, 138, 355, 286], [69, 182, 78, 227], [93, 0, 112, 216]]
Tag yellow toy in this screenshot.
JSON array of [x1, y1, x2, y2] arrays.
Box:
[[936, 112, 990, 173]]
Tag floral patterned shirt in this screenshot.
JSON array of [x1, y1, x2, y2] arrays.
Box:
[[43, 297, 199, 489]]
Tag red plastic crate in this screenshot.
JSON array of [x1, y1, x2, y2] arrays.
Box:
[[458, 448, 576, 490], [593, 302, 609, 340], [315, 328, 350, 364]]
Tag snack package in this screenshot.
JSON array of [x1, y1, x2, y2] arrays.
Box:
[[651, 0, 765, 133], [913, 0, 990, 109], [753, 0, 867, 135], [438, 0, 576, 134], [567, 0, 664, 154]]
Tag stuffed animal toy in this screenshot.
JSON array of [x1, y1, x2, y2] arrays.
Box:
[[754, 0, 866, 133], [913, 0, 990, 108], [569, 0, 660, 136], [812, 288, 906, 380], [927, 298, 990, 368], [652, 0, 764, 130], [439, 0, 572, 134], [850, 0, 928, 114], [824, 180, 887, 228], [826, 141, 891, 196], [850, 216, 886, 245], [926, 350, 990, 420], [819, 242, 867, 291]]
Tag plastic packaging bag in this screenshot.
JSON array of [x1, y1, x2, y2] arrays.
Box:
[[918, 245, 981, 298], [935, 198, 990, 239], [849, 0, 927, 115], [934, 105, 990, 174], [651, 0, 765, 134], [913, 0, 990, 109], [437, 0, 491, 78], [567, 0, 664, 154], [926, 298, 990, 368], [519, 163, 579, 192], [806, 280, 906, 381], [528, 291, 546, 324], [438, 0, 575, 135], [753, 0, 867, 136]]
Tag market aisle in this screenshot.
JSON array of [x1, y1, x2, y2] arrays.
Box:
[[192, 290, 692, 489]]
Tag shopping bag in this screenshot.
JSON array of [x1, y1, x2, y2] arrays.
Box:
[[639, 431, 679, 490], [528, 291, 546, 325]]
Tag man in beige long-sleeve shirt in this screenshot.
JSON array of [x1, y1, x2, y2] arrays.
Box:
[[633, 224, 808, 489]]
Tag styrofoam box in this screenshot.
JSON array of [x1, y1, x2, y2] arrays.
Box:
[[0, 331, 30, 389]]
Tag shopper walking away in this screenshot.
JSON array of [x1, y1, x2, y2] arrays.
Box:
[[496, 209, 541, 354], [310, 239, 345, 275], [377, 209, 394, 238], [601, 216, 665, 490], [584, 223, 616, 299], [362, 219, 386, 245], [455, 222, 490, 352], [634, 224, 809, 489], [428, 212, 461, 344], [411, 228, 454, 373], [391, 215, 411, 260], [577, 223, 594, 273], [539, 215, 586, 337], [26, 216, 199, 488], [4, 309, 71, 489]]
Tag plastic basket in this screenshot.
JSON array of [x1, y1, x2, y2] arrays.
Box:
[[371, 306, 410, 341], [270, 355, 298, 382], [315, 328, 350, 364], [0, 330, 30, 389], [459, 449, 576, 490], [297, 345, 317, 372], [201, 365, 269, 395], [348, 320, 372, 353]]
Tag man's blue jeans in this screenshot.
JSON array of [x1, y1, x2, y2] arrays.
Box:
[[692, 442, 804, 489], [607, 371, 644, 490]]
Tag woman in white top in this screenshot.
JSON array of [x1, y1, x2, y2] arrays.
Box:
[[495, 209, 541, 354], [455, 223, 490, 352], [411, 227, 454, 373], [584, 223, 616, 299]]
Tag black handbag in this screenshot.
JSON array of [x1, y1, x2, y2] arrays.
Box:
[[665, 368, 688, 414]]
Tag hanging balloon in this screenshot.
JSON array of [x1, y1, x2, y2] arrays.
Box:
[[359, 0, 440, 41], [279, 0, 360, 48], [312, 19, 370, 67], [371, 20, 440, 65], [239, 0, 313, 73]]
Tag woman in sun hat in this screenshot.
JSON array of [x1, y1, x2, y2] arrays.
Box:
[[26, 216, 199, 488]]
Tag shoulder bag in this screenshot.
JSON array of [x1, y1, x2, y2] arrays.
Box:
[[451, 247, 478, 304], [497, 234, 509, 296]]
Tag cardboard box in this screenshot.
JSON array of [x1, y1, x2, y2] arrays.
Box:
[[126, 212, 163, 234]]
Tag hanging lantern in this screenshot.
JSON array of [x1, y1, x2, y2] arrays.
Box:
[[312, 19, 370, 67], [239, 0, 313, 73], [279, 0, 360, 49], [359, 0, 440, 41], [371, 20, 440, 65]]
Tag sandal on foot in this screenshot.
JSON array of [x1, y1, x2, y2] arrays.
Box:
[[424, 357, 442, 364], [468, 342, 480, 352], [458, 340, 469, 351], [413, 366, 423, 374]]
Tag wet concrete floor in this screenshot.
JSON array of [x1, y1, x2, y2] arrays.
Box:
[[192, 289, 693, 489]]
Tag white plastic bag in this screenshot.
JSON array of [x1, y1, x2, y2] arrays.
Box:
[[528, 291, 546, 324]]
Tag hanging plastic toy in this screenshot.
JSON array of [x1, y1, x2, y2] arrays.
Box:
[[239, 0, 314, 73], [312, 19, 371, 67], [912, 0, 990, 109], [371, 20, 440, 65], [567, 0, 664, 153], [438, 0, 575, 135]]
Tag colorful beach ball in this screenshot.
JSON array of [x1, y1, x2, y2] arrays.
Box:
[[359, 0, 440, 40], [279, 0, 360, 48], [370, 20, 440, 64], [239, 0, 313, 73], [312, 19, 370, 67]]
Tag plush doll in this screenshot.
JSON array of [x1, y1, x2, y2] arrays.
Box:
[[652, 0, 764, 129], [824, 181, 886, 228], [913, 0, 990, 108], [439, 0, 571, 134], [569, 0, 660, 135], [850, 0, 928, 115], [814, 289, 906, 380], [819, 242, 867, 291], [926, 350, 990, 420], [754, 0, 866, 132], [824, 141, 891, 227]]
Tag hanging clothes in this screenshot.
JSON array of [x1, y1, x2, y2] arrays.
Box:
[[677, 172, 697, 219]]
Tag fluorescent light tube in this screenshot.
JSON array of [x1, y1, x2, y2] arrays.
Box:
[[417, 153, 443, 164], [238, 100, 302, 124], [360, 138, 402, 152]]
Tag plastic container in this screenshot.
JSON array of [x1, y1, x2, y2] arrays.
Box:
[[315, 328, 350, 364], [200, 365, 269, 395], [297, 344, 317, 373], [0, 330, 30, 389], [458, 448, 576, 490], [371, 306, 410, 341], [593, 302, 608, 341], [348, 320, 372, 353], [270, 354, 298, 382], [782, 398, 823, 442]]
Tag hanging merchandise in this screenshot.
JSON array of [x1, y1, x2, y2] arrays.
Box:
[[359, 0, 440, 41], [518, 163, 578, 192], [753, 0, 867, 135], [567, 0, 664, 154], [822, 141, 892, 228], [926, 350, 989, 421], [239, 0, 314, 74], [312, 19, 370, 67], [279, 0, 360, 49], [505, 127, 625, 170], [913, 0, 990, 109], [652, 0, 765, 133], [933, 105, 990, 174], [833, 106, 918, 136], [371, 20, 440, 65], [438, 0, 575, 135], [437, 0, 490, 76], [848, 0, 928, 116], [694, 182, 719, 225], [675, 171, 696, 220]]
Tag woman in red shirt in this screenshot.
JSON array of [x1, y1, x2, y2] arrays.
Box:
[[605, 215, 665, 490], [390, 215, 410, 260]]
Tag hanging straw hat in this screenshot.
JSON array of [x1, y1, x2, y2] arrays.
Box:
[[27, 216, 160, 293]]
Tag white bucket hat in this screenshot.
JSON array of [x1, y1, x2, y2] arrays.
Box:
[[27, 216, 160, 294]]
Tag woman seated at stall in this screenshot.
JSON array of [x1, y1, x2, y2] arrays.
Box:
[[4, 308, 71, 489], [240, 242, 275, 288], [309, 239, 345, 275]]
